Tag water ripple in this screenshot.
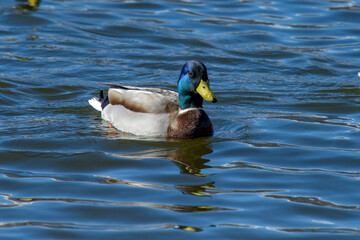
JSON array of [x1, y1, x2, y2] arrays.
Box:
[[264, 194, 360, 211], [0, 221, 176, 232], [1, 0, 360, 239], [4, 196, 235, 212], [214, 161, 360, 178], [217, 223, 360, 235]]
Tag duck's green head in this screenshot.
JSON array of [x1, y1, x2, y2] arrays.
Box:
[[177, 60, 217, 109]]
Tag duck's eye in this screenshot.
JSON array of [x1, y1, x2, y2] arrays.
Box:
[[188, 71, 194, 77]]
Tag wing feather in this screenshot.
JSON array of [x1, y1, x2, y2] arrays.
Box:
[[107, 85, 179, 114]]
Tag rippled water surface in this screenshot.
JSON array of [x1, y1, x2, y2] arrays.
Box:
[[1, 0, 360, 239]]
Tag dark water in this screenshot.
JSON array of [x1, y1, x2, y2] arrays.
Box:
[[1, 0, 360, 239]]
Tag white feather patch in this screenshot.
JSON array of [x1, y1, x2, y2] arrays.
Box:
[[178, 108, 197, 115], [88, 97, 102, 112], [102, 105, 170, 137]]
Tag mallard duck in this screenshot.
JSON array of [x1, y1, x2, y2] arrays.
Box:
[[88, 60, 217, 138]]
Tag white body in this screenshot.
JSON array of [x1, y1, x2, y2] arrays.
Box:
[[101, 104, 171, 137]]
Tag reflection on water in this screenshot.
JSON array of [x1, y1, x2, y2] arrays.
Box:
[[14, 0, 41, 11], [108, 138, 215, 196], [105, 175, 216, 199], [265, 194, 360, 210], [108, 136, 212, 176], [169, 140, 212, 176], [6, 195, 234, 213], [1, 0, 360, 239]]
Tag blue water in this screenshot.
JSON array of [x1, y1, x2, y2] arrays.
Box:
[[0, 0, 360, 239]]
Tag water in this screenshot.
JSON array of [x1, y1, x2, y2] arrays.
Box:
[[0, 0, 360, 239]]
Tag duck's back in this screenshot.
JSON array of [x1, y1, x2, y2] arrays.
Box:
[[107, 85, 179, 114]]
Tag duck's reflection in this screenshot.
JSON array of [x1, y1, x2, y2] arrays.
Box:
[[101, 122, 216, 196], [109, 138, 213, 176], [14, 0, 41, 11], [104, 173, 215, 197], [168, 139, 212, 175]]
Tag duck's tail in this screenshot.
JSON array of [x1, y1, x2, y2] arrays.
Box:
[[88, 90, 109, 111]]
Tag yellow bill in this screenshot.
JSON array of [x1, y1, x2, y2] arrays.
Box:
[[196, 79, 217, 103]]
